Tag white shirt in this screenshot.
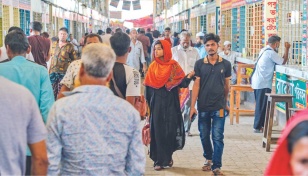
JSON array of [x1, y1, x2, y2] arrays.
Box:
[[120, 64, 141, 97], [219, 51, 241, 67], [0, 46, 34, 62], [171, 45, 199, 90], [102, 34, 112, 46], [70, 39, 79, 51], [126, 40, 145, 71], [251, 45, 284, 89], [99, 35, 104, 41]]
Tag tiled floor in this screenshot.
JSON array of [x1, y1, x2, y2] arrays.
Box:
[[144, 115, 275, 176]]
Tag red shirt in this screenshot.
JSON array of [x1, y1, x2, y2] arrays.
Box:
[[137, 34, 150, 57], [28, 35, 51, 68]]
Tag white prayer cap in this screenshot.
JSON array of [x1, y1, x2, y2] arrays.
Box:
[[224, 41, 231, 46], [196, 32, 204, 37]]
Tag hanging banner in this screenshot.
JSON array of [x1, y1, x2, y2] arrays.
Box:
[[133, 0, 141, 10], [110, 11, 122, 19], [122, 0, 131, 10], [264, 0, 277, 43], [110, 0, 120, 8]]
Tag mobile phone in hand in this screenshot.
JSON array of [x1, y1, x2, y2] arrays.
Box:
[[191, 113, 197, 122]]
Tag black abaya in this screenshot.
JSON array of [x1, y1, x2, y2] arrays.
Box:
[[145, 77, 192, 167]]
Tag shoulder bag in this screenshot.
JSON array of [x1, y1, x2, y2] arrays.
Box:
[[249, 48, 272, 83], [112, 76, 147, 118]]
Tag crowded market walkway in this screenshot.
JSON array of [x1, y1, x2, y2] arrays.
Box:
[[144, 115, 273, 176]]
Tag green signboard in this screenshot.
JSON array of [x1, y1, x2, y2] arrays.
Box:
[[291, 78, 306, 108], [275, 72, 289, 111], [275, 72, 307, 111]]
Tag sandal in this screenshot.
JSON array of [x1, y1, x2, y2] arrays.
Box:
[[202, 160, 213, 171], [154, 165, 163, 171], [169, 159, 174, 167]]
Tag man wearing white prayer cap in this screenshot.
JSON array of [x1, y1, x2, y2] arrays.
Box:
[[223, 41, 231, 46], [219, 41, 242, 84], [194, 32, 207, 58]]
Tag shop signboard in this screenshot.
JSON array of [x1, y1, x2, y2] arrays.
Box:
[[221, 0, 232, 11], [276, 73, 307, 111], [276, 72, 290, 111], [264, 0, 277, 44], [245, 0, 262, 4], [291, 78, 306, 108], [2, 0, 12, 6], [232, 0, 246, 8], [200, 4, 207, 16]]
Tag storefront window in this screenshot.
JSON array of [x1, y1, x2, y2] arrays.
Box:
[[199, 15, 207, 33], [191, 17, 198, 38], [33, 12, 43, 23], [239, 6, 246, 53], [220, 9, 232, 46], [207, 13, 216, 34], [277, 0, 303, 65], [231, 7, 245, 53], [13, 7, 20, 27], [246, 2, 264, 59]]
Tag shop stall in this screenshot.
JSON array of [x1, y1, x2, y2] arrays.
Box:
[[19, 0, 31, 36], [246, 0, 264, 58], [206, 1, 216, 34], [32, 0, 43, 23], [231, 0, 246, 53], [220, 0, 232, 45], [277, 0, 303, 65], [190, 6, 199, 37], [273, 0, 306, 125], [64, 11, 71, 34], [41, 2, 50, 34], [200, 14, 207, 33]]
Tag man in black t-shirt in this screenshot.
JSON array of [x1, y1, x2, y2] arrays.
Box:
[[190, 33, 231, 175], [110, 32, 141, 106]]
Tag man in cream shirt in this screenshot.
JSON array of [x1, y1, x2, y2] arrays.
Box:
[[171, 31, 199, 136]]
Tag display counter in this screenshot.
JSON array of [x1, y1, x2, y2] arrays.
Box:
[[272, 65, 308, 126], [236, 57, 255, 64], [275, 65, 307, 110], [235, 58, 308, 127]]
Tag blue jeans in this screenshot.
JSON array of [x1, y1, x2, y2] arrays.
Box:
[[198, 110, 226, 170]]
